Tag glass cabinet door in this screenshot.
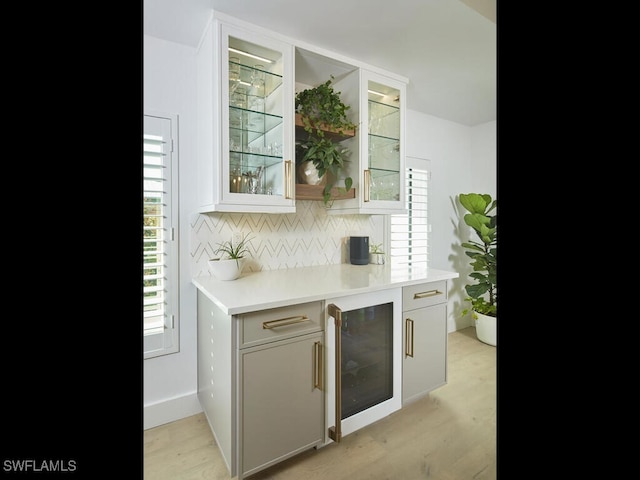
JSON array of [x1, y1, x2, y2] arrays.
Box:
[[220, 24, 294, 211], [360, 71, 406, 213]]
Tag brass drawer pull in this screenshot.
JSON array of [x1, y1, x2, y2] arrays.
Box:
[[262, 315, 310, 329], [413, 289, 443, 299]]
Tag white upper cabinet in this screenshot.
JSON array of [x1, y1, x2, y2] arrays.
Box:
[[326, 70, 407, 215], [362, 71, 406, 214], [196, 12, 407, 214], [196, 16, 295, 213]]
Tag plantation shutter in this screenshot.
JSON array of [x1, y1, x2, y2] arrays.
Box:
[[143, 113, 179, 358], [390, 157, 430, 269]]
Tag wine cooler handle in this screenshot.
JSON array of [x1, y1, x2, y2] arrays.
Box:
[[327, 303, 342, 443]]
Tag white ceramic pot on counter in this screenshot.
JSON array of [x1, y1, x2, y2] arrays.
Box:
[[369, 252, 385, 265], [208, 258, 246, 281]]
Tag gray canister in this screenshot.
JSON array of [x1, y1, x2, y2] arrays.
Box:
[[349, 236, 369, 265]]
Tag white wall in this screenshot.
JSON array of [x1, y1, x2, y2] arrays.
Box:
[[143, 34, 497, 429], [463, 121, 496, 327], [405, 110, 496, 331], [143, 34, 202, 429], [470, 121, 497, 197]]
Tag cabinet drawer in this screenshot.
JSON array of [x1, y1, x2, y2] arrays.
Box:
[[239, 301, 324, 348], [403, 281, 447, 311]]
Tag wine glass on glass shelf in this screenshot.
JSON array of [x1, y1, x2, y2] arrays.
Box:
[[248, 166, 264, 194], [250, 65, 265, 94], [229, 56, 240, 95], [369, 175, 379, 201]]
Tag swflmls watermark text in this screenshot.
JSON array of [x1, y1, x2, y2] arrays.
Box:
[[3, 459, 77, 473]]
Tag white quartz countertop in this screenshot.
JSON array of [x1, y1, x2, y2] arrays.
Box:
[[192, 264, 459, 315]]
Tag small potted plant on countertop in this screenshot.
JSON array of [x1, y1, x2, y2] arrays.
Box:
[[209, 233, 253, 281], [295, 76, 357, 205], [459, 193, 497, 346]]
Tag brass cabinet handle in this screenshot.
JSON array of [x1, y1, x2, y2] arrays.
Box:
[[262, 315, 310, 329], [405, 318, 414, 357], [313, 341, 323, 390], [413, 289, 443, 299], [284, 160, 293, 199], [327, 303, 342, 443], [364, 169, 371, 202]]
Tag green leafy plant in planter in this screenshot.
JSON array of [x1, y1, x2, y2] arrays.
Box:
[[296, 138, 353, 204], [209, 233, 254, 281], [295, 76, 357, 204], [370, 243, 384, 254], [459, 193, 497, 318], [213, 233, 253, 268]]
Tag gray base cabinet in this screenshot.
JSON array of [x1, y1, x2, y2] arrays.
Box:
[[197, 291, 324, 479], [241, 332, 324, 476], [197, 277, 451, 477], [402, 281, 448, 405]]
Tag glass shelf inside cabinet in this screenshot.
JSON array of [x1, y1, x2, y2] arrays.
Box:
[[229, 62, 283, 100], [368, 135, 400, 172], [227, 36, 287, 198], [229, 108, 283, 143], [368, 99, 400, 139], [367, 82, 400, 202], [228, 63, 285, 196], [229, 152, 283, 195], [369, 169, 401, 202]]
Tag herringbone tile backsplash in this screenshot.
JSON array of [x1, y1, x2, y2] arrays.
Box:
[[191, 200, 384, 276]]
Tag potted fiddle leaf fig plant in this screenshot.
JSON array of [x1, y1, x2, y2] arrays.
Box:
[[295, 76, 357, 205], [459, 193, 497, 346], [209, 233, 253, 281]]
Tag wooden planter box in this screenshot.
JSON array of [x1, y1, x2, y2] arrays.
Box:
[[295, 114, 356, 141], [295, 184, 356, 201]]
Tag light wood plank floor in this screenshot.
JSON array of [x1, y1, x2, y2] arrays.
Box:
[[144, 327, 496, 479]]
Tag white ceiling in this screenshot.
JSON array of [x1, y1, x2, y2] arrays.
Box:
[[143, 0, 496, 126]]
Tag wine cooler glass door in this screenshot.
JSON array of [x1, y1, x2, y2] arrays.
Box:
[[325, 288, 402, 443]]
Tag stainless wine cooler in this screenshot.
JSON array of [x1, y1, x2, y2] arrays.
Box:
[[325, 288, 402, 442]]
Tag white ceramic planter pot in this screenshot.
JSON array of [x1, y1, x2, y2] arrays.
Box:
[[369, 252, 385, 265], [208, 257, 246, 281], [474, 311, 497, 346], [297, 160, 326, 185]]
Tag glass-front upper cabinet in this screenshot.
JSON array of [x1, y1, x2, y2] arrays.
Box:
[[362, 71, 406, 214], [326, 70, 406, 215], [196, 17, 295, 213]]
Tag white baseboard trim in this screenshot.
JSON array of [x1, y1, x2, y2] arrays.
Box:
[[144, 392, 203, 430], [449, 316, 473, 333]]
